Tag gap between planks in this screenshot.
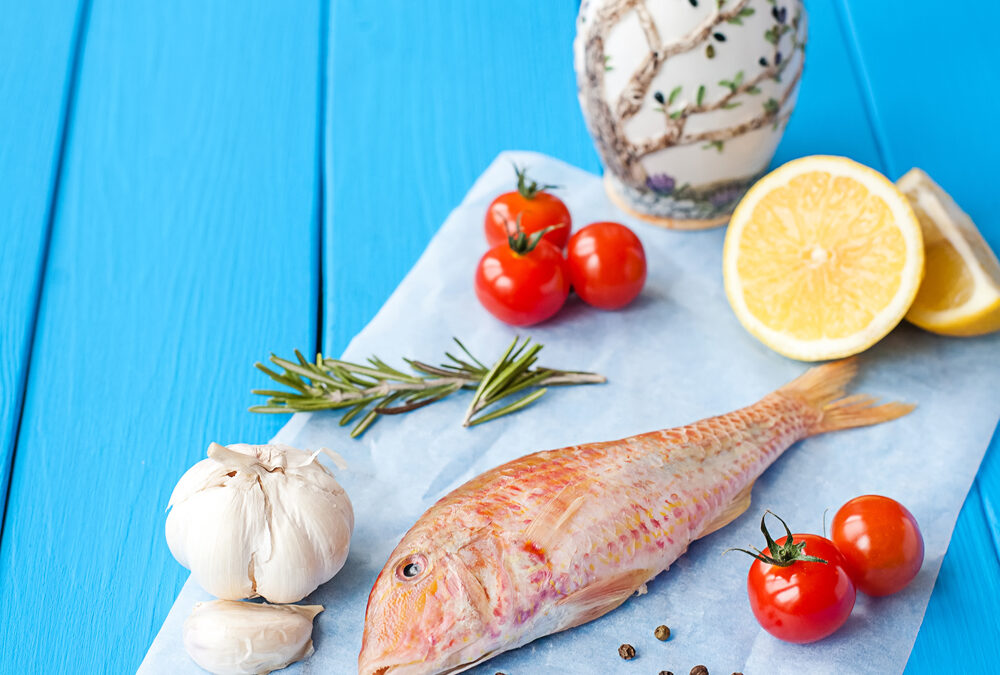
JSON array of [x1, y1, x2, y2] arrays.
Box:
[[0, 0, 93, 545]]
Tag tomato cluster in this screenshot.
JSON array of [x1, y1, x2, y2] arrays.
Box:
[[736, 496, 923, 644], [476, 167, 647, 326]]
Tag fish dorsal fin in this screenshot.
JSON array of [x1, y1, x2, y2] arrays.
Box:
[[555, 568, 654, 631], [697, 481, 754, 539], [522, 482, 588, 553]]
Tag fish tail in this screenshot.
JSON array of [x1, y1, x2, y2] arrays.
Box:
[[779, 357, 915, 435]]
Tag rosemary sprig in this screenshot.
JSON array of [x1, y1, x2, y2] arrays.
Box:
[[251, 337, 605, 438]]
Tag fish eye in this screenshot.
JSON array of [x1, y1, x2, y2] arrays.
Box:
[[395, 553, 429, 582]]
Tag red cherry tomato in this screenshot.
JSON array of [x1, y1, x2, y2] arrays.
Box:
[[566, 222, 646, 310], [831, 495, 924, 597], [739, 513, 856, 644], [485, 166, 571, 249], [475, 231, 569, 326]]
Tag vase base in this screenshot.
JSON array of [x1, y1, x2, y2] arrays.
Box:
[[603, 175, 731, 231]]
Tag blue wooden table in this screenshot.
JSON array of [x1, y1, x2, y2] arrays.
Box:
[[1, 1, 997, 672]]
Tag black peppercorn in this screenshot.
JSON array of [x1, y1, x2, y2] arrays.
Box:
[[618, 643, 636, 660], [688, 0, 698, 6], [654, 624, 671, 641], [759, 56, 768, 67], [713, 32, 726, 42], [654, 91, 666, 105]]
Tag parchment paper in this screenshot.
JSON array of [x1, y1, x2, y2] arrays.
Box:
[[140, 151, 1000, 675]]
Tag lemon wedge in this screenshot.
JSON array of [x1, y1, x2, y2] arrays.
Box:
[[897, 168, 1000, 336], [723, 155, 924, 361]]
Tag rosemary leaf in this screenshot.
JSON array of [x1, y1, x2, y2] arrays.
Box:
[[270, 357, 354, 391], [453, 338, 489, 370], [478, 346, 543, 405], [249, 405, 299, 414], [340, 399, 373, 426], [463, 338, 520, 422], [252, 389, 305, 398], [254, 363, 310, 393], [485, 368, 552, 402], [328, 360, 419, 383], [407, 360, 464, 378], [468, 388, 549, 427], [351, 409, 380, 438]]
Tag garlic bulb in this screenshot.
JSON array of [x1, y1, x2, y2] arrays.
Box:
[[183, 600, 322, 674], [166, 442, 354, 603]]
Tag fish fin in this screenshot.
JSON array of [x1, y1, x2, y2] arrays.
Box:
[[523, 484, 588, 553], [555, 568, 655, 631], [697, 480, 754, 539], [779, 358, 915, 435]]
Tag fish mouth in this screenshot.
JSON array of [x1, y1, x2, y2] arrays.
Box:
[[360, 662, 411, 675], [357, 657, 424, 675], [359, 650, 498, 675]]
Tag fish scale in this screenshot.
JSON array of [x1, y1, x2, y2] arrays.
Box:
[[359, 359, 914, 675]]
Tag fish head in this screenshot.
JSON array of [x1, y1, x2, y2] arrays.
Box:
[[358, 533, 509, 675]]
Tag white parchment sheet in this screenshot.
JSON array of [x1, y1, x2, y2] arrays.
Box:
[[141, 151, 1000, 675]]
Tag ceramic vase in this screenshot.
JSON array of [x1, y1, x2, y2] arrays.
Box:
[[574, 0, 807, 229]]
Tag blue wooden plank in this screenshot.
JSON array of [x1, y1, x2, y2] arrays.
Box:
[[905, 482, 1000, 671], [324, 0, 599, 357], [979, 427, 1000, 565], [835, 2, 1000, 672], [0, 1, 323, 672], [0, 1, 84, 532]]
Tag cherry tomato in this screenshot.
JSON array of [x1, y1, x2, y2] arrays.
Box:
[[738, 513, 856, 644], [484, 166, 571, 249], [566, 222, 646, 310], [475, 228, 569, 326], [831, 495, 924, 597]]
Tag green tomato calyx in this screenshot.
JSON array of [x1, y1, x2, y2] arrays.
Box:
[[726, 510, 829, 568], [506, 214, 564, 255], [514, 164, 559, 200]]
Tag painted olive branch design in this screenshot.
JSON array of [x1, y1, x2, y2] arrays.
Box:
[[580, 0, 805, 189]]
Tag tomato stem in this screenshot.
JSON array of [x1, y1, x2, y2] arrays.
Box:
[[725, 510, 828, 567], [505, 214, 565, 254], [514, 164, 559, 200]]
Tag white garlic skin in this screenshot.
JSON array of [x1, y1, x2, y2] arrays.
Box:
[[183, 600, 323, 675], [166, 442, 354, 603]]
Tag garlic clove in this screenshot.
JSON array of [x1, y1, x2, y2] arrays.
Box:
[[252, 475, 353, 604], [167, 455, 234, 512], [166, 472, 268, 600], [183, 600, 323, 675]]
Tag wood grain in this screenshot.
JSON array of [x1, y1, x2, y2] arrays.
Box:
[[0, 0, 84, 532], [836, 1, 1000, 669], [0, 1, 323, 671]]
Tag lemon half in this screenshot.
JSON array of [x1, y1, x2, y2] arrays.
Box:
[[898, 168, 1000, 337], [724, 155, 924, 361]]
